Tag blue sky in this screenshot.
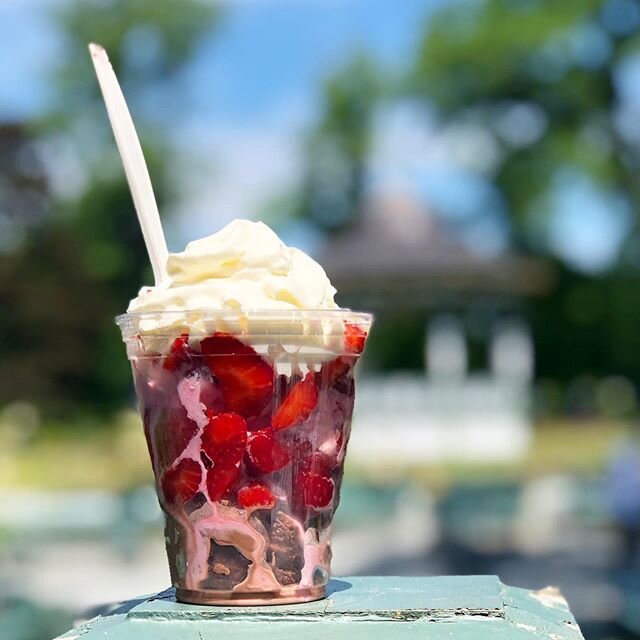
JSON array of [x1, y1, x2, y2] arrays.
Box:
[[0, 0, 62, 119], [0, 0, 432, 121], [0, 0, 632, 272], [186, 0, 433, 122]]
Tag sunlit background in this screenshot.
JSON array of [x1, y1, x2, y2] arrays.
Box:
[[3, 0, 640, 638]]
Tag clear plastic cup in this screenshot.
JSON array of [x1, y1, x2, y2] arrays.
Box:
[[117, 310, 372, 605]]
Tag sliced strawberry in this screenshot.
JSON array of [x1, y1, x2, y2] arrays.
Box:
[[152, 406, 199, 472], [161, 458, 202, 504], [344, 322, 367, 354], [237, 483, 276, 510], [201, 412, 247, 466], [318, 322, 366, 385], [163, 333, 192, 371], [301, 472, 334, 509], [245, 429, 291, 474], [272, 373, 318, 431], [201, 333, 274, 418], [206, 462, 241, 502]]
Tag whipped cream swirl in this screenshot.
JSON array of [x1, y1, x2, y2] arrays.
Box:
[[128, 219, 338, 315]]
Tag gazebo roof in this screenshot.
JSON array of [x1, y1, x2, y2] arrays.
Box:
[[319, 192, 553, 309]]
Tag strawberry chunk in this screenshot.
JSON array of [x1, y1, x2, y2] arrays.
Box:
[[344, 322, 367, 354], [163, 333, 192, 371], [245, 429, 291, 474], [201, 412, 247, 466], [272, 372, 318, 431], [161, 458, 202, 504], [301, 472, 334, 509], [237, 483, 276, 510], [201, 333, 274, 418], [206, 462, 241, 502], [317, 322, 366, 385]]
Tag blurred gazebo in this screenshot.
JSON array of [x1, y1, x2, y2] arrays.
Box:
[[320, 191, 553, 311], [319, 190, 553, 463]]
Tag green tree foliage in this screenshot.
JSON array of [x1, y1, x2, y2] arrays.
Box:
[[53, 0, 217, 94], [412, 0, 640, 249], [296, 0, 640, 393], [294, 54, 382, 233], [0, 0, 219, 418], [409, 0, 640, 388]]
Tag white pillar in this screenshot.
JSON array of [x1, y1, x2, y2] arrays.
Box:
[[490, 318, 533, 382], [426, 315, 467, 380]]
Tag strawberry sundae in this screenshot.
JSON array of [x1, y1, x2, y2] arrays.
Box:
[[117, 219, 371, 605]]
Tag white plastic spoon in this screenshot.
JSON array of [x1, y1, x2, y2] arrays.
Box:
[[89, 42, 169, 284]]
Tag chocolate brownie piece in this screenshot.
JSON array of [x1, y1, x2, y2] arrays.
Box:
[[201, 541, 250, 590], [269, 512, 304, 585]]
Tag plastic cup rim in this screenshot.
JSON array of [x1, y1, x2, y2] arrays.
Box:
[[115, 308, 373, 338]]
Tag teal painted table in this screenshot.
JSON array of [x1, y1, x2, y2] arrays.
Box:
[[54, 576, 584, 639]]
